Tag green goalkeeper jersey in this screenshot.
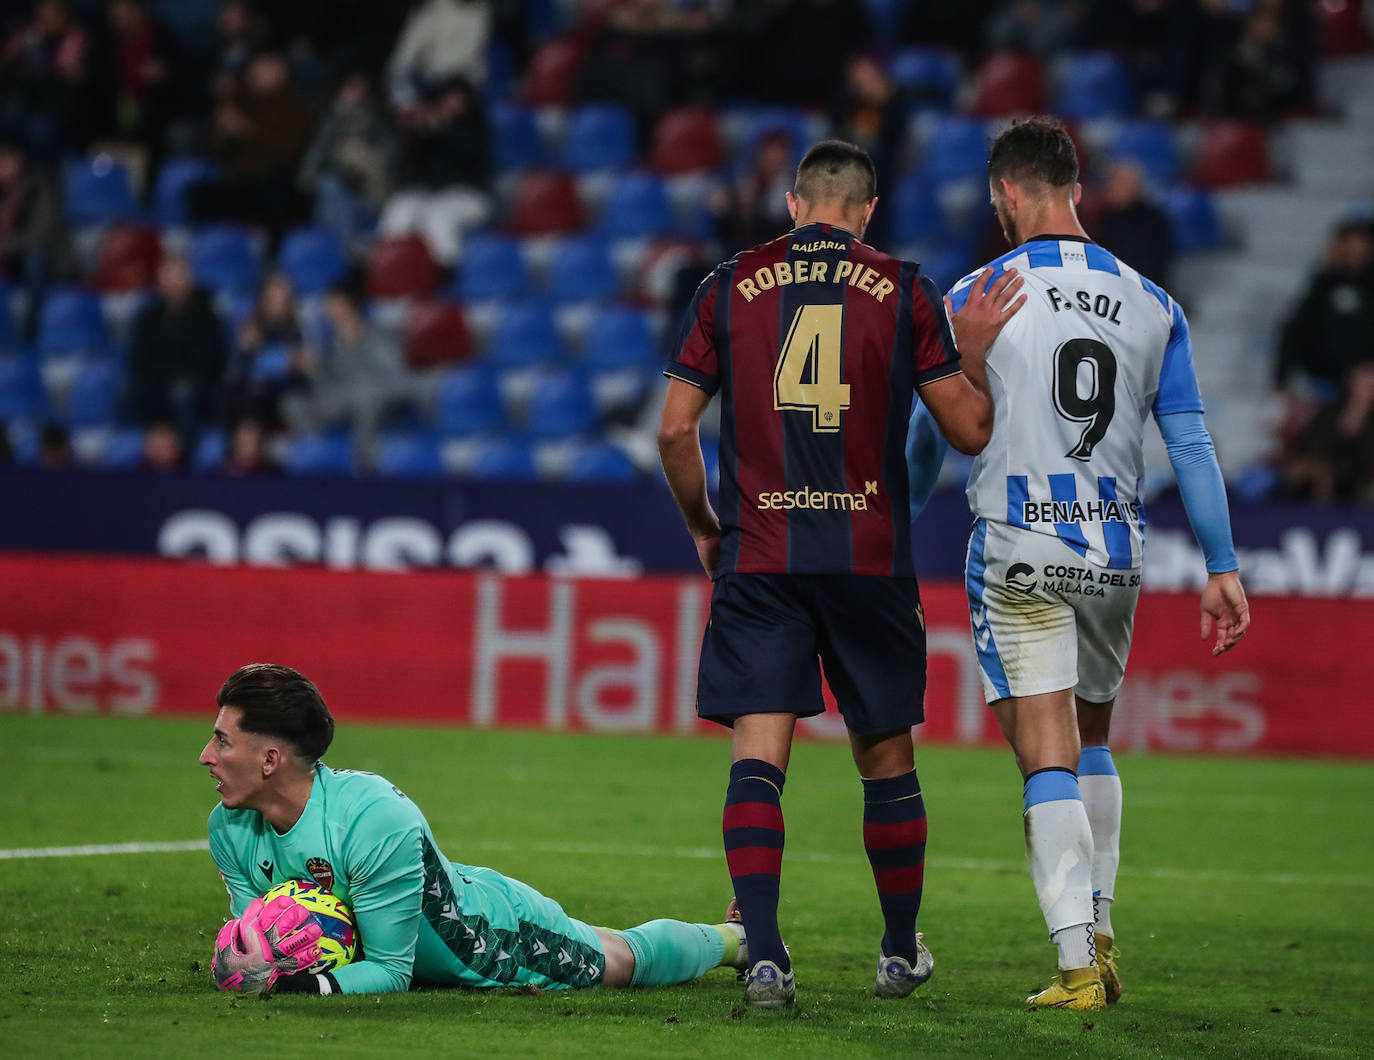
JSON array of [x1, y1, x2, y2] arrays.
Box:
[[207, 763, 605, 994]]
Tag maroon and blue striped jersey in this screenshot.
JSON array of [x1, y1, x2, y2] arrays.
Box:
[[666, 221, 962, 576]]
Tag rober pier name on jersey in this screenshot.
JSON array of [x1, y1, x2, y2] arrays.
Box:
[[1022, 498, 1141, 524], [735, 258, 895, 303]]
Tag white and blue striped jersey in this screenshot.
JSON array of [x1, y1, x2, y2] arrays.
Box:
[[948, 236, 1204, 569]]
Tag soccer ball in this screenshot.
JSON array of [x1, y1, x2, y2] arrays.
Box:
[[260, 879, 359, 973]]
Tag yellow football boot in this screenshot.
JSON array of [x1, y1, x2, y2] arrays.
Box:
[[1096, 934, 1123, 1004], [1027, 966, 1107, 1010]]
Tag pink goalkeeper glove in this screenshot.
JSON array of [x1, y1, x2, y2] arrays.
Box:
[[248, 894, 323, 972], [211, 915, 280, 993]]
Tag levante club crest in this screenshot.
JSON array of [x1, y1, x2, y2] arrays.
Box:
[[306, 857, 335, 893]]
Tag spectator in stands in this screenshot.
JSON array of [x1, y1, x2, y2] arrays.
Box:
[[1275, 219, 1374, 397], [188, 50, 315, 246], [378, 73, 490, 268], [0, 0, 92, 158], [209, 0, 268, 98], [125, 252, 226, 444], [898, 0, 998, 66], [224, 414, 278, 475], [281, 280, 416, 466], [92, 0, 191, 188], [1094, 160, 1174, 289], [298, 72, 397, 256], [37, 420, 72, 467], [0, 135, 71, 299], [1203, 0, 1315, 124], [1278, 360, 1374, 504], [712, 130, 795, 252], [831, 53, 903, 248], [386, 0, 491, 107], [985, 0, 1083, 58], [140, 418, 185, 471], [223, 270, 312, 429]]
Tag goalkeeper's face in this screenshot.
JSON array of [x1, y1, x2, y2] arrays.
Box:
[[199, 707, 270, 810]]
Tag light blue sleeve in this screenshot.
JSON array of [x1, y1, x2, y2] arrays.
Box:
[[207, 807, 259, 918], [1152, 300, 1205, 417], [906, 402, 950, 522], [1157, 410, 1238, 573]]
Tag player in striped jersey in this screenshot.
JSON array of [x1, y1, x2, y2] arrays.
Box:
[[906, 118, 1251, 1010], [659, 140, 1024, 1009]]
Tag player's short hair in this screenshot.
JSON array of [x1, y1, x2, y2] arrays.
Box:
[[217, 663, 334, 763], [988, 117, 1079, 191], [794, 139, 876, 207]]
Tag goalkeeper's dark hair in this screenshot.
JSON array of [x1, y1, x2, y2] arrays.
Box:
[[218, 663, 334, 764], [988, 116, 1079, 191], [794, 139, 876, 207]]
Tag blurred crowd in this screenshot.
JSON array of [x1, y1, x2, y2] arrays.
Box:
[[0, 0, 1366, 495]]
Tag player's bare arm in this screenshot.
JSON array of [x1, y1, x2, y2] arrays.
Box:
[[657, 378, 721, 577], [1200, 570, 1250, 656]]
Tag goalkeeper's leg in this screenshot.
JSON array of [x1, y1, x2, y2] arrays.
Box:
[[597, 918, 743, 988]]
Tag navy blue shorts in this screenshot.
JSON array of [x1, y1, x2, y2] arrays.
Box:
[[696, 573, 927, 735]]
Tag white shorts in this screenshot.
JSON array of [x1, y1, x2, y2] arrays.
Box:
[[965, 519, 1141, 703]]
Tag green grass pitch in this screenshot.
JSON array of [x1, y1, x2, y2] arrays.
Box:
[[3, 713, 1371, 1059]]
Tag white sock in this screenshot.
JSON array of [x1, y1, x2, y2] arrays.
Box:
[[1023, 774, 1095, 968], [1051, 922, 1096, 971], [1079, 748, 1122, 940]]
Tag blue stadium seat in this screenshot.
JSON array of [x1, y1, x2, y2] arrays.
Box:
[[491, 100, 546, 169], [918, 246, 977, 294], [248, 343, 292, 383], [63, 156, 137, 225], [525, 370, 599, 439], [192, 428, 227, 472], [891, 173, 946, 245], [581, 306, 657, 369], [189, 225, 260, 295], [37, 289, 109, 358], [547, 233, 620, 302], [466, 436, 538, 480], [102, 427, 146, 468], [1108, 120, 1180, 185], [283, 431, 354, 476], [484, 299, 561, 367], [890, 47, 962, 109], [1054, 52, 1132, 120], [0, 356, 48, 421], [562, 440, 638, 482], [64, 359, 121, 427], [562, 103, 638, 171], [735, 107, 813, 171], [455, 233, 530, 301], [1163, 185, 1225, 254], [374, 431, 445, 478], [916, 116, 991, 182], [153, 157, 217, 226], [433, 365, 508, 435], [278, 227, 348, 296], [599, 172, 673, 239]]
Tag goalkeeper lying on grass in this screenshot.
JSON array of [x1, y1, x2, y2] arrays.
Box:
[[201, 663, 747, 996]]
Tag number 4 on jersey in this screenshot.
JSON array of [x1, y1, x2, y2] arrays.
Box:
[[774, 304, 850, 432]]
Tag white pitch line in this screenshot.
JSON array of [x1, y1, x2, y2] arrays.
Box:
[[1, 837, 1369, 890]]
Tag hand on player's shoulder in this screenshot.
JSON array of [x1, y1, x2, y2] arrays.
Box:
[[948, 267, 1027, 358]]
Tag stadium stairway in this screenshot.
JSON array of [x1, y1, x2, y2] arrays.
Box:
[[1153, 56, 1374, 486]]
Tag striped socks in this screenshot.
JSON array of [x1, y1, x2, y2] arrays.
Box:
[[862, 770, 927, 963], [723, 758, 788, 972]]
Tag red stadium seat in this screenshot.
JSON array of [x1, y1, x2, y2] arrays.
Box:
[[1318, 0, 1372, 57], [506, 171, 585, 236], [1191, 121, 1270, 188], [971, 51, 1046, 117], [405, 301, 472, 370], [366, 235, 438, 299], [649, 107, 724, 174], [92, 224, 162, 292], [522, 37, 586, 106]]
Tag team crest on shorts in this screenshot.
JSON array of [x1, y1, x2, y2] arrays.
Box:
[[306, 857, 335, 892]]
